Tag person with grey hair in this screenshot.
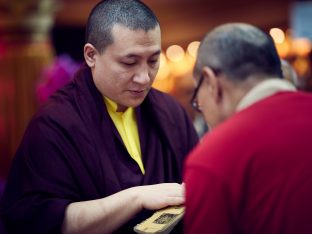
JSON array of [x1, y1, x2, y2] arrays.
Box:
[[184, 23, 312, 233], [0, 1, 198, 233]]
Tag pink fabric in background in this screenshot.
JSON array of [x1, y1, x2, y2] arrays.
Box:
[[36, 55, 80, 104]]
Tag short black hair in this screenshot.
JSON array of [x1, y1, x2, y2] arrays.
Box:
[[195, 23, 283, 82], [85, 0, 159, 53]]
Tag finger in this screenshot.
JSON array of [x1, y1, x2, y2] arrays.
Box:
[[165, 196, 185, 206]]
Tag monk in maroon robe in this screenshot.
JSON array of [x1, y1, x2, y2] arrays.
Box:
[[0, 1, 198, 233]]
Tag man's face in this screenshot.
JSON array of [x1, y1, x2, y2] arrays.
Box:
[[91, 24, 161, 111], [194, 71, 222, 130]]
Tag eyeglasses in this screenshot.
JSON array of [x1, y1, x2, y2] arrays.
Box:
[[190, 68, 221, 112], [190, 75, 204, 112]]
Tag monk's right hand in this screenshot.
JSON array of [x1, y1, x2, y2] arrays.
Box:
[[131, 183, 185, 211]]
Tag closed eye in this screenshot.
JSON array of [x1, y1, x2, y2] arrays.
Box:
[[149, 60, 158, 64], [148, 57, 159, 66], [121, 61, 137, 66]]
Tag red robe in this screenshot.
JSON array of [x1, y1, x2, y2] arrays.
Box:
[[184, 91, 312, 234], [0, 64, 198, 233]]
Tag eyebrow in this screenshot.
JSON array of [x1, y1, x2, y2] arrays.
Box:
[[124, 50, 161, 58]]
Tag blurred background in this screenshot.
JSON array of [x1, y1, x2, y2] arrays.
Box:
[[0, 0, 312, 182]]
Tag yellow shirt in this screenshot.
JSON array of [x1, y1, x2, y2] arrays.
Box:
[[104, 97, 144, 174]]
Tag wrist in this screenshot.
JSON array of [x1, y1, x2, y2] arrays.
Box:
[[128, 186, 143, 210]]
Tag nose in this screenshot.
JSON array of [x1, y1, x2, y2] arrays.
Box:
[[133, 67, 151, 85]]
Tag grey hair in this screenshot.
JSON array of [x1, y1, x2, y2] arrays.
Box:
[[195, 23, 283, 82]]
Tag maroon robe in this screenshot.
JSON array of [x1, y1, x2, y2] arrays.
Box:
[[0, 64, 198, 233]]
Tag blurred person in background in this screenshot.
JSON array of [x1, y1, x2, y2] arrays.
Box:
[[0, 0, 198, 233], [184, 23, 312, 234]]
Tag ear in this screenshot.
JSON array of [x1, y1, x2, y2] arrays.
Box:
[[84, 43, 97, 68], [202, 66, 222, 103]]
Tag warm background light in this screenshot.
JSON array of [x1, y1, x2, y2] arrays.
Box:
[[187, 41, 200, 58], [293, 57, 311, 77], [270, 28, 285, 44], [155, 52, 170, 80], [275, 40, 290, 58], [166, 45, 185, 63], [153, 52, 172, 92], [292, 38, 312, 57], [168, 55, 194, 77]]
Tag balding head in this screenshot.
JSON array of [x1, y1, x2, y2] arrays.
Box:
[[192, 23, 284, 129], [195, 23, 283, 82]]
